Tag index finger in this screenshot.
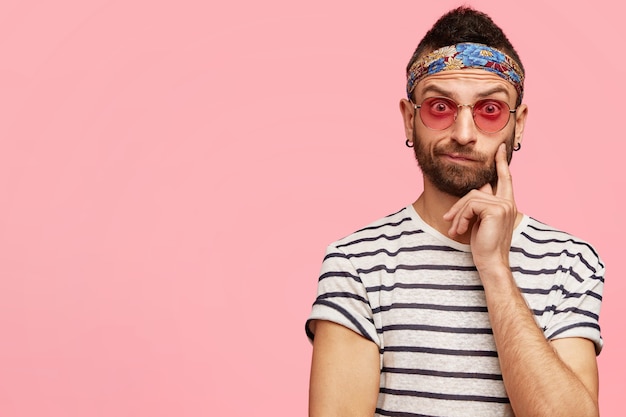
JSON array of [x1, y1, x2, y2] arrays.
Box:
[[495, 143, 514, 200]]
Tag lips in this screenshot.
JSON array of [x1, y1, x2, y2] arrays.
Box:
[[431, 142, 488, 163], [437, 150, 484, 163], [445, 152, 476, 161]]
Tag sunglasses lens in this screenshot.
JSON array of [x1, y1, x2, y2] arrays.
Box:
[[419, 97, 457, 130], [473, 99, 511, 133], [418, 97, 513, 133]]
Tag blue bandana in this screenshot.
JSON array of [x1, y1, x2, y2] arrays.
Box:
[[406, 43, 524, 100]]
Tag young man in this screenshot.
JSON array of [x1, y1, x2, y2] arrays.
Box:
[[305, 7, 604, 417]]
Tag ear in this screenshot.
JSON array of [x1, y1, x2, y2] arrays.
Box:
[[513, 103, 528, 149], [399, 98, 416, 144]]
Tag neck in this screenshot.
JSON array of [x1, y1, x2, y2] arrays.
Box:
[[413, 184, 472, 244], [413, 181, 524, 244]]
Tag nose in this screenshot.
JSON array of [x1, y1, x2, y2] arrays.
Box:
[[450, 104, 477, 145]]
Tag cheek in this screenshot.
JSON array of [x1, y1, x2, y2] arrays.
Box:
[[487, 130, 515, 157], [414, 127, 448, 148]]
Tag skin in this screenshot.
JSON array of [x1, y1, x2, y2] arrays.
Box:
[[309, 69, 600, 417]]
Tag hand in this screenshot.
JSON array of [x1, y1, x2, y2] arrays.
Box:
[[443, 143, 518, 272]]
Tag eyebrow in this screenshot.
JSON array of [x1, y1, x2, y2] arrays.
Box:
[[420, 84, 512, 100]]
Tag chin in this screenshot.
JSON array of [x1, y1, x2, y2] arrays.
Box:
[[425, 164, 496, 197]]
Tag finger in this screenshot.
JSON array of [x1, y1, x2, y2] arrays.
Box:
[[444, 184, 493, 222], [443, 192, 471, 222], [448, 199, 484, 236], [479, 182, 493, 195], [495, 143, 513, 200], [447, 196, 493, 236]]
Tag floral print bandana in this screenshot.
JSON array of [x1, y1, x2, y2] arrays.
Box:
[[406, 43, 524, 101]]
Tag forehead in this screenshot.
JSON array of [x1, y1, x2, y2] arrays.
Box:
[[415, 69, 517, 101]]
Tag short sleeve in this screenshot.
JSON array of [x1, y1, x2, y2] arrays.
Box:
[[305, 244, 380, 347], [543, 246, 605, 354]]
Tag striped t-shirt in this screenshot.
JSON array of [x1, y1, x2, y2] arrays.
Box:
[[306, 204, 604, 417]]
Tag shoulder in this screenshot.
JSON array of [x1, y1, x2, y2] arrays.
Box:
[[517, 216, 604, 272], [327, 206, 419, 253]]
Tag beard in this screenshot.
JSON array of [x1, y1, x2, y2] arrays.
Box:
[[412, 130, 515, 197]]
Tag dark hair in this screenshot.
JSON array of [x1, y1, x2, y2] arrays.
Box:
[[407, 6, 524, 102]]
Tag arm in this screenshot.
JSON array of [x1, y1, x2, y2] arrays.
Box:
[[309, 320, 380, 417], [479, 265, 599, 417], [444, 143, 600, 417]]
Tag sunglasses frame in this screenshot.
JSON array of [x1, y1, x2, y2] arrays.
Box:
[[412, 96, 517, 133]]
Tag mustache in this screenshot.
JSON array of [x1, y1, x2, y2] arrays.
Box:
[[433, 144, 488, 162]]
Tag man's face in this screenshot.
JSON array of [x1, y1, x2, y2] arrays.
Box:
[[402, 69, 527, 197]]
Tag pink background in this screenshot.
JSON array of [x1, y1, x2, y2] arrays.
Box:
[[0, 0, 623, 415]]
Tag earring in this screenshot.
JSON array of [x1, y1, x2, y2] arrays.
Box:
[[513, 143, 521, 151], [405, 139, 413, 148]]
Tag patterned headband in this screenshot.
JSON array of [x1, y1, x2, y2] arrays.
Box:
[[406, 42, 524, 101]]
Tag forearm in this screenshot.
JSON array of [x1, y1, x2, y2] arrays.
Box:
[[481, 267, 599, 417]]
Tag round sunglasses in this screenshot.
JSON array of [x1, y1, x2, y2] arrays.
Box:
[[413, 96, 517, 133]]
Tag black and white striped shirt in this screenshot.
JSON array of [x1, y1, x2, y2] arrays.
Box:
[[306, 204, 604, 417]]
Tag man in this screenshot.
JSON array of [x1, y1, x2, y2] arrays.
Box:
[[305, 6, 604, 417]]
